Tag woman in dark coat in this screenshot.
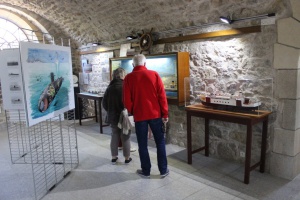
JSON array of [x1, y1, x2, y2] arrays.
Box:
[[103, 67, 132, 164]]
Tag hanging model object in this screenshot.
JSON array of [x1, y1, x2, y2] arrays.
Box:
[[139, 28, 154, 53]]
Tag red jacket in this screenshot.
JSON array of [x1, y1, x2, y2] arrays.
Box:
[[123, 65, 168, 122]]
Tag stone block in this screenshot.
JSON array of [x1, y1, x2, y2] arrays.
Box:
[[291, 0, 300, 21], [270, 152, 300, 180], [278, 18, 300, 48], [276, 70, 300, 99], [274, 43, 300, 69], [273, 128, 300, 156], [281, 99, 298, 130]]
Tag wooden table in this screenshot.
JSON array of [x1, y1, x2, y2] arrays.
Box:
[[76, 92, 108, 133], [186, 104, 271, 184]]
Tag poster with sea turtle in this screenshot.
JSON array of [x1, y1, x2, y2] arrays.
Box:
[[19, 42, 75, 127]]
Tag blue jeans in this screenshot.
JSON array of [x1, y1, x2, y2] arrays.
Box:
[[135, 118, 168, 175]]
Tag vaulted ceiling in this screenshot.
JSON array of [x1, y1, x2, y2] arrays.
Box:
[[0, 0, 292, 47]]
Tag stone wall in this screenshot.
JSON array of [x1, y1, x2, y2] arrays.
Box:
[[161, 24, 277, 169]]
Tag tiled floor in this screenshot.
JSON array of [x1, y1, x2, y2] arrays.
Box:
[[1, 120, 300, 200]]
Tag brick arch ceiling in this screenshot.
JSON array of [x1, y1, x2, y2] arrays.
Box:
[[0, 5, 52, 42], [0, 0, 293, 46]]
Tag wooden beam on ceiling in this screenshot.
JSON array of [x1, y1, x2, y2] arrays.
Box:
[[154, 26, 261, 45], [79, 43, 140, 55], [79, 26, 261, 55], [78, 46, 120, 55]]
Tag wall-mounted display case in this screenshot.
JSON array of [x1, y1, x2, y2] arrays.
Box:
[[110, 52, 190, 106]]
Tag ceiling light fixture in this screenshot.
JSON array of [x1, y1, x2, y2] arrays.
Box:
[[92, 42, 102, 46], [126, 35, 138, 40], [219, 16, 233, 24], [220, 13, 275, 25]]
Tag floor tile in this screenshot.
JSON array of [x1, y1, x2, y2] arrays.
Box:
[[2, 121, 300, 200]]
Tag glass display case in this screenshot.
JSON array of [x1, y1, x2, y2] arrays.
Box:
[[110, 52, 190, 105], [184, 77, 273, 112]]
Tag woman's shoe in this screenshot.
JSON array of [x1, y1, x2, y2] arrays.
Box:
[[111, 157, 118, 164], [125, 157, 132, 164]]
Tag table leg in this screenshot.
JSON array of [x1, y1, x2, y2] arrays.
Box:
[[187, 112, 192, 164], [94, 100, 98, 122], [244, 123, 252, 184], [99, 99, 103, 134], [260, 118, 268, 173], [77, 96, 82, 126], [205, 118, 209, 157]]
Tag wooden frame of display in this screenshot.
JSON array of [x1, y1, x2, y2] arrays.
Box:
[[110, 52, 190, 106]]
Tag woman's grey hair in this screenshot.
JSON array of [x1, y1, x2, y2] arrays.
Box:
[[112, 67, 126, 79], [132, 54, 146, 67]]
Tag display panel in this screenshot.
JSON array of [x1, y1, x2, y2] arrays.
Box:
[[80, 51, 113, 94], [20, 42, 75, 126], [0, 49, 25, 111], [111, 54, 179, 98], [110, 52, 189, 106]]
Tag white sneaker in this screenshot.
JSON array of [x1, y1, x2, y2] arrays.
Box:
[[118, 147, 122, 150], [130, 147, 136, 152]]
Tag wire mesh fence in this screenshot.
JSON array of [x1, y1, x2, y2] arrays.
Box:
[[5, 109, 78, 200]]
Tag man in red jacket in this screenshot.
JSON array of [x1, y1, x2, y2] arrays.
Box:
[[123, 54, 169, 178]]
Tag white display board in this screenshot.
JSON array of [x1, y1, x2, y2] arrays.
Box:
[[80, 51, 113, 93], [0, 49, 26, 110], [120, 43, 131, 57], [19, 42, 75, 126]]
